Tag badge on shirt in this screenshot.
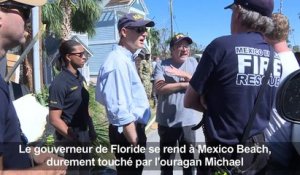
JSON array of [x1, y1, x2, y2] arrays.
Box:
[[70, 86, 78, 91]]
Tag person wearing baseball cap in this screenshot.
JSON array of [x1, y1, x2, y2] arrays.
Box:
[[154, 33, 201, 174], [96, 13, 155, 174], [0, 0, 46, 78], [169, 33, 193, 48], [117, 13, 154, 32], [185, 0, 281, 174], [224, 0, 274, 17], [0, 0, 66, 174]]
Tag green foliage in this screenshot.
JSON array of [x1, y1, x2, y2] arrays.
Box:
[[36, 86, 113, 161], [71, 0, 101, 38], [44, 134, 55, 147], [213, 171, 229, 175], [42, 2, 64, 37], [88, 87, 114, 160], [148, 28, 161, 56], [34, 86, 49, 107], [42, 0, 102, 38]]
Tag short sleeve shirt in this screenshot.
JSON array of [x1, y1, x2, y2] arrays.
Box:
[[154, 57, 201, 127], [0, 77, 31, 169], [190, 32, 282, 144], [49, 68, 90, 129]]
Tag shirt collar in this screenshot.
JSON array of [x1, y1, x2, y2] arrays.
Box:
[[116, 45, 136, 61], [62, 67, 83, 81]]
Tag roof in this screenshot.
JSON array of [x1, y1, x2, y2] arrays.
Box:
[[105, 0, 131, 7], [71, 36, 93, 57]]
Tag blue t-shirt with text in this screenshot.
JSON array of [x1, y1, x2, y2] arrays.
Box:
[[190, 32, 282, 144]]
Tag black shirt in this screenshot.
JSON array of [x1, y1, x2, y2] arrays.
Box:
[[190, 32, 282, 144], [49, 68, 90, 129], [0, 76, 32, 169]]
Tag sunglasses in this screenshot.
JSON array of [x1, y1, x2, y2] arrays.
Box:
[[68, 51, 87, 58], [127, 27, 147, 34], [176, 44, 190, 49], [0, 2, 31, 21]]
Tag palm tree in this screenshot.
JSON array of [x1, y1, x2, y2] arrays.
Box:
[[42, 0, 102, 40], [20, 0, 102, 91], [148, 28, 160, 56], [39, 1, 111, 164]]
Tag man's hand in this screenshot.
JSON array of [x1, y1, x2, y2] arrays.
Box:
[[165, 65, 192, 81], [123, 122, 138, 146]]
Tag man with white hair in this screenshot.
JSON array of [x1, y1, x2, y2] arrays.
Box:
[[185, 0, 282, 174], [96, 13, 154, 175]]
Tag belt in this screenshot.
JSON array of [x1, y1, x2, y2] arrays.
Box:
[[110, 122, 145, 128]]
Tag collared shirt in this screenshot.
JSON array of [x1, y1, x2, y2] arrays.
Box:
[[49, 68, 90, 129], [96, 45, 150, 131], [0, 57, 7, 78]]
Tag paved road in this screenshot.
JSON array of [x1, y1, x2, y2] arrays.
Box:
[[143, 124, 205, 175], [92, 121, 205, 175]]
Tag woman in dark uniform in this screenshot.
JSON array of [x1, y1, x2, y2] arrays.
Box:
[[49, 40, 96, 174]]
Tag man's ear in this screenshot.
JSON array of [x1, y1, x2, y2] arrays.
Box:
[[120, 27, 127, 38]]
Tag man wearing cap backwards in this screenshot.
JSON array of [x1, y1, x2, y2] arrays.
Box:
[[0, 0, 66, 174], [185, 0, 282, 174], [264, 13, 300, 173], [95, 13, 154, 175], [154, 33, 201, 175]]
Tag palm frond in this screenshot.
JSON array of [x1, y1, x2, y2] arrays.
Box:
[[88, 87, 114, 160], [71, 0, 102, 37], [42, 2, 64, 37]]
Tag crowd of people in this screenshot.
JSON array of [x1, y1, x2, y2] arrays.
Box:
[[1, 0, 300, 175]]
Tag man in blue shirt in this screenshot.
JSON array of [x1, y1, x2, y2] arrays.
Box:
[[0, 0, 66, 174], [96, 13, 154, 175], [184, 0, 281, 174]]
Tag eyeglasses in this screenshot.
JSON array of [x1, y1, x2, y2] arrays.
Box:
[[127, 27, 147, 34], [68, 51, 88, 58], [176, 45, 190, 49], [0, 2, 31, 21]]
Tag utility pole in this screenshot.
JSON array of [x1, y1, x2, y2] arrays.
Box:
[[170, 0, 173, 37], [279, 0, 283, 13]]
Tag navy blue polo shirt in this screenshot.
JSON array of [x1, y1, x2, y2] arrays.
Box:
[[190, 32, 282, 144], [49, 68, 89, 129], [0, 77, 32, 169]]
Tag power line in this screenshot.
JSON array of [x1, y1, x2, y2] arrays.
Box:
[[279, 0, 283, 13]]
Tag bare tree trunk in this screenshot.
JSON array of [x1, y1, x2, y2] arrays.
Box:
[[25, 55, 33, 91], [61, 0, 72, 40], [20, 25, 33, 92]]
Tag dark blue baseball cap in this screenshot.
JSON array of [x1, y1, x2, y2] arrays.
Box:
[[118, 13, 155, 31], [170, 33, 193, 48], [224, 0, 274, 17]]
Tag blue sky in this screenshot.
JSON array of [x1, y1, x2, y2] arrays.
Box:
[[144, 0, 300, 48]]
